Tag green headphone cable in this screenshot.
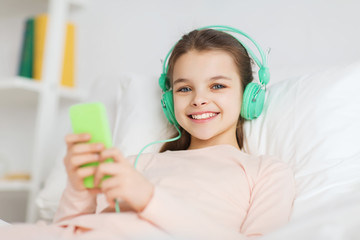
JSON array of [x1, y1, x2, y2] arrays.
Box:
[[114, 124, 182, 213]]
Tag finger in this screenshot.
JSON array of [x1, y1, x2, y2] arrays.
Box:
[[88, 188, 101, 195], [76, 166, 97, 179], [98, 162, 124, 176], [100, 148, 127, 164], [100, 175, 123, 192], [70, 153, 100, 169], [104, 187, 123, 208], [72, 142, 104, 155], [94, 163, 122, 187], [65, 133, 91, 149]]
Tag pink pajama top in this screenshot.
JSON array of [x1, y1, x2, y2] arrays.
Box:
[[53, 144, 296, 240]]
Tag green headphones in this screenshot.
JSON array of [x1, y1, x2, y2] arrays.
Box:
[[159, 25, 270, 127]]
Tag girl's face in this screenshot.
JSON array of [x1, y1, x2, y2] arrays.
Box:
[[172, 50, 242, 150]]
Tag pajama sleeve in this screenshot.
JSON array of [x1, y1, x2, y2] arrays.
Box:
[[52, 154, 143, 224], [138, 186, 248, 240], [239, 158, 296, 236], [53, 181, 97, 224]]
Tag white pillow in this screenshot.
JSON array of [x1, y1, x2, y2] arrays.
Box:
[[243, 62, 360, 219], [0, 218, 10, 226], [111, 73, 174, 157]]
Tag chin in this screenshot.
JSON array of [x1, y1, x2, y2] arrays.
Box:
[[189, 130, 216, 141]]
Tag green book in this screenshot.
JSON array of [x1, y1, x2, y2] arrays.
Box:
[[18, 17, 34, 78]]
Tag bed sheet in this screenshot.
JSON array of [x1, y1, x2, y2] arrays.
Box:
[[261, 189, 360, 240], [0, 218, 10, 227], [0, 214, 177, 240]]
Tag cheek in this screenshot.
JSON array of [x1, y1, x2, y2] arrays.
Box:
[[220, 90, 242, 110], [173, 96, 185, 118], [235, 87, 243, 112], [224, 99, 241, 117], [220, 94, 242, 121]]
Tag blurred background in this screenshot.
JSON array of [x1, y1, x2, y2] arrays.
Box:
[[0, 0, 359, 223]]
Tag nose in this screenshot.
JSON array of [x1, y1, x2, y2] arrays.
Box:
[[191, 91, 208, 107]]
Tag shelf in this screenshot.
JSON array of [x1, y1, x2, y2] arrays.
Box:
[[0, 76, 42, 92], [0, 179, 31, 192], [0, 76, 87, 104], [0, 0, 89, 223], [57, 86, 87, 101], [0, 77, 40, 106]]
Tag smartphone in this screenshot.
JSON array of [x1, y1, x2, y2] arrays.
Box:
[[69, 102, 113, 188]]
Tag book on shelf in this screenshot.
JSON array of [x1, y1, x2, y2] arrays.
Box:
[[33, 14, 47, 81], [61, 22, 75, 87], [18, 18, 34, 78], [18, 14, 76, 88]]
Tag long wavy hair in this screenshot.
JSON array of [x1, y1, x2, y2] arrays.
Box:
[[159, 28, 253, 152]]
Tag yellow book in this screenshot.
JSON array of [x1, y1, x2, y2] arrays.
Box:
[[33, 14, 75, 87], [33, 14, 47, 81], [61, 23, 75, 87]]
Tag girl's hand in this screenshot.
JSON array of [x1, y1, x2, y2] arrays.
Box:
[[94, 148, 154, 212], [63, 133, 104, 193]]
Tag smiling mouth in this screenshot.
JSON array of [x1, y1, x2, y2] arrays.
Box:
[[188, 112, 219, 120]]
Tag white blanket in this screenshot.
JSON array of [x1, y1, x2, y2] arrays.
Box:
[[0, 219, 10, 227], [262, 191, 360, 240]]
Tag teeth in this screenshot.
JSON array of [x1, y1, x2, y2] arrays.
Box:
[[191, 113, 217, 120]]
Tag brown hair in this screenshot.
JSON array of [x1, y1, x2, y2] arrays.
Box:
[[159, 28, 253, 152]]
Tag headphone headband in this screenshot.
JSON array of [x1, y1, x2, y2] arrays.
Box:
[[198, 25, 266, 68], [160, 25, 270, 92]]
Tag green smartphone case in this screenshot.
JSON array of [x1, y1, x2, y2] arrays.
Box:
[[69, 102, 113, 188]]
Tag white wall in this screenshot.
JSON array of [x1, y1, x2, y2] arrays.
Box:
[[71, 0, 360, 91], [1, 0, 359, 91]]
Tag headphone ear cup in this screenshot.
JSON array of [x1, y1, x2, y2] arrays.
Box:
[[161, 91, 179, 126], [240, 82, 265, 120]]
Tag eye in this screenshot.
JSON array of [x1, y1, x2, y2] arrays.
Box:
[[177, 86, 191, 92], [212, 84, 226, 90]]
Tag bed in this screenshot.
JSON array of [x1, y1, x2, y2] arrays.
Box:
[[36, 62, 360, 239]]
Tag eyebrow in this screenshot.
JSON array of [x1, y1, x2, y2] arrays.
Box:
[[173, 75, 232, 85]]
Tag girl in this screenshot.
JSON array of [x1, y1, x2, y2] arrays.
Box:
[[0, 27, 295, 240]]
